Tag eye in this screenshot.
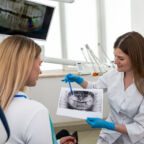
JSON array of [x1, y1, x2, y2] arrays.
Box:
[[119, 58, 124, 60], [39, 61, 43, 66], [117, 56, 124, 60]]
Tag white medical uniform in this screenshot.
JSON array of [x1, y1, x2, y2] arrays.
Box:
[[87, 69, 144, 144], [5, 91, 59, 144]]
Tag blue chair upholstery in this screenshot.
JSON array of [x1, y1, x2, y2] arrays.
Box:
[[0, 106, 10, 143]]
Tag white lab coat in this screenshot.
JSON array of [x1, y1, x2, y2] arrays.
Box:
[[5, 91, 60, 144], [87, 69, 144, 144]]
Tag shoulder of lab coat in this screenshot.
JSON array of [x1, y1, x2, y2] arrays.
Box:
[[86, 68, 118, 89], [6, 98, 53, 144]]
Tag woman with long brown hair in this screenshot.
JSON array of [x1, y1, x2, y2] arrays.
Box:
[[63, 31, 144, 144]]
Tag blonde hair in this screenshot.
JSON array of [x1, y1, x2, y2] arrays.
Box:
[[0, 35, 41, 110]]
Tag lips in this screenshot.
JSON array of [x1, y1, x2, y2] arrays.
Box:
[[117, 65, 122, 68], [0, 0, 46, 31]]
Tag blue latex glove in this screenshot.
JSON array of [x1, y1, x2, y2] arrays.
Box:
[[86, 117, 115, 130], [62, 73, 84, 85]]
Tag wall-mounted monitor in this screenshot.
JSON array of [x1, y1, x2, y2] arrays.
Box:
[[0, 0, 54, 40]]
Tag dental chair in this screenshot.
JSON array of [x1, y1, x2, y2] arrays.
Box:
[[0, 106, 10, 144]]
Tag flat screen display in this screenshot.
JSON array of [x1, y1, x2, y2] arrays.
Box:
[[0, 0, 54, 40]]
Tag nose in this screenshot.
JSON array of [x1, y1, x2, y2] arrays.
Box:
[[39, 69, 42, 74], [114, 57, 119, 64]]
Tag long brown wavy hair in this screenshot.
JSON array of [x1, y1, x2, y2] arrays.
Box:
[[114, 31, 144, 96]]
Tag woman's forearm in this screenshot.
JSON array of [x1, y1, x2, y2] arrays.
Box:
[[80, 80, 88, 88], [115, 124, 128, 134]]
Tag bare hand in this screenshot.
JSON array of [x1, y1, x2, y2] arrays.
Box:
[[60, 136, 76, 144]]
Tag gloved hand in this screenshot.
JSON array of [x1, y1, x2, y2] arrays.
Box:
[[62, 73, 84, 85], [86, 117, 115, 130]]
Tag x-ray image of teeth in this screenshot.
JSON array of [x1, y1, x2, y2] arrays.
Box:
[[67, 91, 95, 111], [57, 88, 103, 119], [0, 0, 45, 31], [0, 0, 54, 39]]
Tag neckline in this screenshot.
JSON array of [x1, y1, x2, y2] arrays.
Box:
[[14, 91, 28, 99], [14, 95, 27, 99], [121, 72, 134, 91]]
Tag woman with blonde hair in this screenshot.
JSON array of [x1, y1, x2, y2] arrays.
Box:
[[63, 31, 144, 144], [0, 35, 76, 144]]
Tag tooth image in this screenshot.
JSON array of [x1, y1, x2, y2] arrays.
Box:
[[0, 0, 46, 31]]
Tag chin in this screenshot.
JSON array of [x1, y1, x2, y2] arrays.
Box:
[[27, 82, 37, 87], [117, 68, 123, 72], [32, 82, 37, 86]]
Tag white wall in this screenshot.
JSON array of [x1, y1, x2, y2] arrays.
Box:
[[26, 75, 110, 123], [1, 0, 144, 124], [25, 0, 144, 124], [131, 0, 144, 35]]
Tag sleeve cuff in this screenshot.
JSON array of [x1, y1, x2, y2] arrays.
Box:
[[57, 139, 60, 144], [126, 124, 144, 143]]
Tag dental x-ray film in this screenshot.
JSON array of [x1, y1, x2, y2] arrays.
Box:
[[57, 87, 103, 119]]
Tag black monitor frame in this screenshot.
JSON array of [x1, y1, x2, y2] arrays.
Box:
[[0, 0, 54, 40]]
